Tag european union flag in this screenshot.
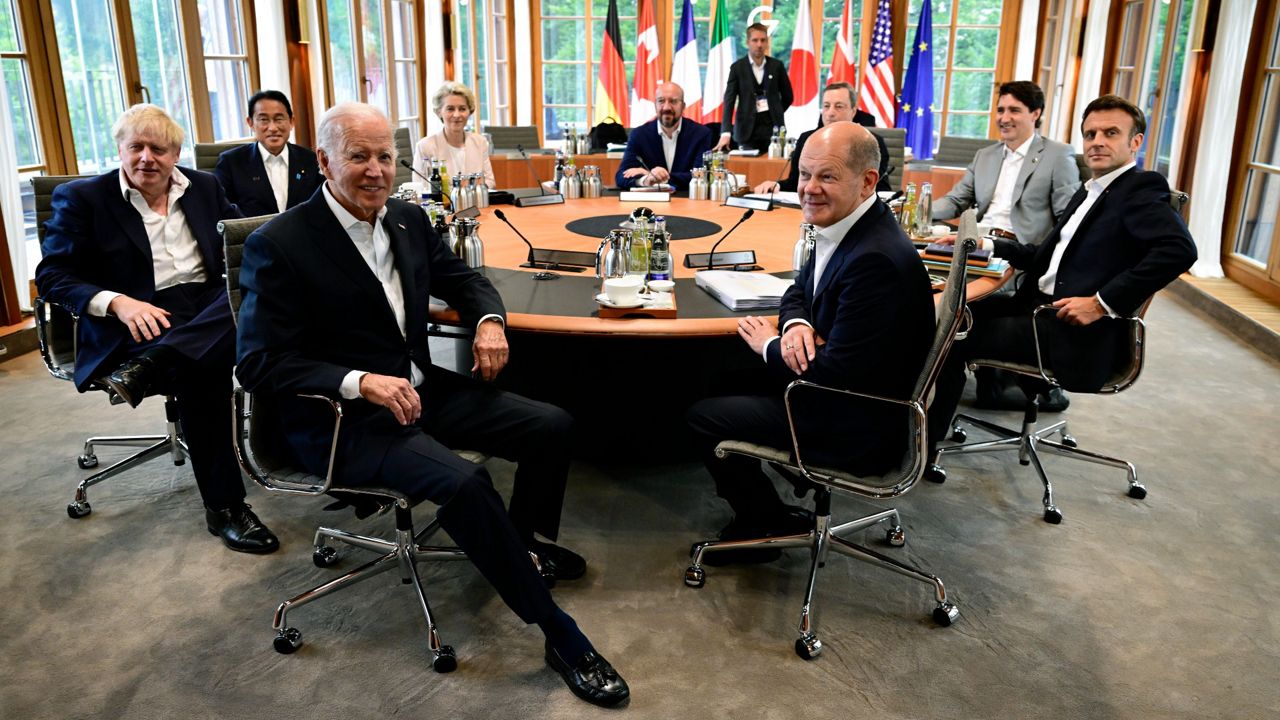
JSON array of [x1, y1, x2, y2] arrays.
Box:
[[897, 1, 934, 159]]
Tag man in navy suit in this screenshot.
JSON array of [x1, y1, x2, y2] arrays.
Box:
[[235, 103, 629, 706], [687, 123, 935, 562], [926, 94, 1197, 458], [714, 23, 793, 152], [36, 104, 279, 554], [213, 90, 323, 217], [615, 81, 715, 191]]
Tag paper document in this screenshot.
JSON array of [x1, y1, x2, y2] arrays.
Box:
[[728, 149, 761, 156], [695, 271, 794, 311], [744, 191, 800, 207]]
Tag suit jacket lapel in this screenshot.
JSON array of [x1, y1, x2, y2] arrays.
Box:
[[813, 201, 883, 302], [976, 145, 1002, 211], [177, 182, 222, 274], [383, 208, 421, 342], [286, 144, 313, 207], [303, 193, 400, 330], [1011, 135, 1044, 202], [106, 183, 151, 258]]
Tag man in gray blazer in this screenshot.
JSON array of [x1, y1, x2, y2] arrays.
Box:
[[932, 81, 1079, 247], [932, 81, 1080, 410]]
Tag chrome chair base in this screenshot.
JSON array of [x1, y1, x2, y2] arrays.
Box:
[[67, 395, 189, 519], [271, 507, 471, 672], [685, 494, 957, 659], [938, 407, 1145, 524]]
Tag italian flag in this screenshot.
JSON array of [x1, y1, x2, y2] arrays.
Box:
[[701, 0, 734, 125]]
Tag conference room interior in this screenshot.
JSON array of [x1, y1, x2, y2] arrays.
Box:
[[1, 0, 1277, 717]]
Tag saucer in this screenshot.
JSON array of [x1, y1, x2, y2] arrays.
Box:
[[595, 292, 647, 309]]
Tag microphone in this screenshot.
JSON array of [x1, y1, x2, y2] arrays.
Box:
[[513, 144, 565, 207], [400, 159, 452, 210], [492, 208, 563, 280], [705, 208, 754, 270], [767, 158, 791, 210]]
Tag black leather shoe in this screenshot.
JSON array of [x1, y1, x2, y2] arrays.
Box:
[[103, 356, 159, 408], [528, 540, 587, 582], [1038, 387, 1070, 412], [704, 506, 814, 566], [206, 504, 280, 554], [545, 640, 630, 707]]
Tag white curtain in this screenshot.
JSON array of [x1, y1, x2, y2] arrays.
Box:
[[1068, 0, 1111, 150], [1013, 0, 1040, 81], [255, 0, 292, 112], [424, 0, 446, 136], [0, 63, 31, 311], [514, 0, 532, 127], [1187, 0, 1257, 277]]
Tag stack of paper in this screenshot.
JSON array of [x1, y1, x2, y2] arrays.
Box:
[[695, 271, 795, 311]]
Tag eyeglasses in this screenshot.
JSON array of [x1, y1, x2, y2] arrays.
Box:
[[253, 115, 291, 127]]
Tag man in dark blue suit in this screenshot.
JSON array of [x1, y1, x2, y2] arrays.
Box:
[[687, 123, 935, 562], [615, 81, 715, 191], [235, 103, 629, 707], [36, 104, 279, 554], [926, 94, 1197, 458], [213, 90, 322, 217]]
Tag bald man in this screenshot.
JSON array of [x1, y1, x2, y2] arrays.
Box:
[[615, 82, 716, 191], [687, 124, 935, 563]]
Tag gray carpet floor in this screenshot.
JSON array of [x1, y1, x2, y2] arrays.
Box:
[[1, 293, 1277, 720]]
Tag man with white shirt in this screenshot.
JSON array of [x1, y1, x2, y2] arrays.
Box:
[[932, 81, 1080, 410], [214, 90, 323, 217], [713, 23, 793, 152], [615, 82, 715, 190], [235, 103, 629, 707], [36, 104, 279, 554], [687, 123, 935, 563], [926, 94, 1197, 459]]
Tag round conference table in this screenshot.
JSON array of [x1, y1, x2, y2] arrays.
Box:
[[428, 195, 1007, 336]]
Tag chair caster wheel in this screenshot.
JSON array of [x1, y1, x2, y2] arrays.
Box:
[[925, 464, 946, 483], [1043, 506, 1063, 524], [273, 627, 303, 654], [173, 458, 186, 466], [950, 427, 967, 443], [684, 565, 705, 588], [67, 501, 92, 519], [77, 454, 98, 469], [432, 645, 458, 673], [932, 602, 959, 626], [885, 525, 905, 547], [1128, 484, 1147, 500], [312, 546, 340, 568], [794, 634, 822, 660], [1060, 434, 1078, 448]]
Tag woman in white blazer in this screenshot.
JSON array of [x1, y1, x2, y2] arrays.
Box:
[[415, 81, 496, 189]]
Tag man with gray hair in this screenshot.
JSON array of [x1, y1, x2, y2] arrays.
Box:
[[37, 103, 280, 554], [235, 102, 629, 706], [687, 123, 934, 564]]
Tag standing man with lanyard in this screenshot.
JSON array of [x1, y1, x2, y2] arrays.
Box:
[[714, 23, 793, 153]]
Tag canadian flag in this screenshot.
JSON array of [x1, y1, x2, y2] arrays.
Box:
[[783, 0, 819, 136], [631, 0, 659, 124], [829, 0, 858, 85]]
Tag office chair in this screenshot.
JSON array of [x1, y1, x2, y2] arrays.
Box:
[[684, 211, 981, 660], [193, 141, 247, 172], [929, 300, 1151, 524], [221, 216, 512, 672], [31, 175, 190, 519]]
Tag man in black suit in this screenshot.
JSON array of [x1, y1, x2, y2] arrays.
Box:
[[36, 104, 279, 554], [714, 23, 793, 152], [615, 82, 716, 190], [213, 90, 323, 217], [234, 102, 628, 707], [926, 94, 1197, 457], [752, 82, 890, 194], [688, 123, 935, 563]]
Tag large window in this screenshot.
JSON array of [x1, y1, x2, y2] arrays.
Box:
[[1225, 1, 1280, 296], [1034, 0, 1079, 141], [198, 0, 254, 141], [453, 0, 510, 128], [322, 0, 422, 137], [1106, 0, 1196, 177], [1, 0, 43, 172], [52, 0, 127, 174], [904, 0, 1006, 151], [539, 0, 635, 140], [391, 0, 422, 139]]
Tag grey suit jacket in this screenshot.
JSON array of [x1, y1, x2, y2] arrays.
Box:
[[932, 135, 1079, 246]]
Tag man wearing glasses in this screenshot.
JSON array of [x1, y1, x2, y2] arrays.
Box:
[[214, 90, 323, 217]]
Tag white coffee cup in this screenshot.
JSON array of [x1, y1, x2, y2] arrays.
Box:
[[603, 276, 643, 305]]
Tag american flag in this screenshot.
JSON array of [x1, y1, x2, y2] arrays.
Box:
[[858, 0, 895, 128]]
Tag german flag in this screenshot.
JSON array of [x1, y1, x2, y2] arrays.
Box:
[[593, 0, 629, 126]]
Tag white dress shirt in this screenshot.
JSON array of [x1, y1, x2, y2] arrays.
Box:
[[323, 185, 425, 399], [639, 119, 682, 187], [258, 142, 290, 214], [982, 135, 1033, 234], [763, 192, 879, 358], [751, 56, 767, 85], [1037, 161, 1135, 318], [88, 168, 207, 316]]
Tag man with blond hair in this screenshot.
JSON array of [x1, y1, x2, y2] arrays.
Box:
[[235, 102, 629, 707], [37, 103, 280, 554]]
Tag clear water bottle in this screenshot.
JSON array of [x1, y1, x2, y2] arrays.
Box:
[[767, 127, 781, 159], [915, 182, 933, 238], [649, 216, 671, 281], [627, 215, 651, 277], [900, 182, 918, 234]]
